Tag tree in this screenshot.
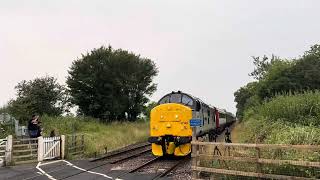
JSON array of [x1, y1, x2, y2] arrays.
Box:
[[234, 82, 259, 119], [67, 46, 158, 121], [142, 101, 157, 120], [8, 76, 69, 122], [235, 44, 320, 119]]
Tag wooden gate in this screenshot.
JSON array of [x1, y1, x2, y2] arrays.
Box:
[[42, 137, 61, 160], [0, 138, 6, 159]]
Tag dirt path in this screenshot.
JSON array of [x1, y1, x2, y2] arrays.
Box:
[[230, 121, 242, 143]]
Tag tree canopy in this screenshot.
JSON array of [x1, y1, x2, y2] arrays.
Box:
[[8, 76, 68, 122], [235, 44, 320, 119], [67, 46, 158, 121]]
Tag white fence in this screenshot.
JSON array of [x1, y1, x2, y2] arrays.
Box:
[[1, 135, 65, 166]]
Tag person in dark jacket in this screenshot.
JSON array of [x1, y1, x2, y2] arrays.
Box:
[[225, 127, 232, 143], [28, 115, 41, 138]]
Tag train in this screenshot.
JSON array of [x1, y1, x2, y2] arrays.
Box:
[[148, 91, 236, 156]]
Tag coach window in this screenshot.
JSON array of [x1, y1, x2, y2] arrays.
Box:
[[220, 113, 226, 119], [207, 110, 210, 124], [195, 101, 201, 111], [170, 93, 182, 103], [202, 109, 205, 126]]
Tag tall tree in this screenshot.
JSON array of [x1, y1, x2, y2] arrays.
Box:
[[67, 46, 158, 121], [9, 76, 69, 122]]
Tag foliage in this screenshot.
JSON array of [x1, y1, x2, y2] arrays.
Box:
[[8, 76, 69, 122], [249, 55, 279, 80], [258, 91, 320, 125], [67, 46, 158, 121], [237, 91, 320, 145], [142, 101, 157, 120], [0, 124, 14, 139], [234, 44, 320, 118], [40, 115, 149, 156], [234, 82, 260, 119], [0, 105, 9, 114]]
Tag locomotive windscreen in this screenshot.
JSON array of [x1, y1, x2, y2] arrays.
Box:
[[158, 93, 194, 107]]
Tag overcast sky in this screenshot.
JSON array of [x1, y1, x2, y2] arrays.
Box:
[[1, 0, 320, 114]]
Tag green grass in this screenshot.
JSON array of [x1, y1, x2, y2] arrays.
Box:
[[238, 91, 320, 145], [258, 91, 320, 125], [41, 116, 149, 156]]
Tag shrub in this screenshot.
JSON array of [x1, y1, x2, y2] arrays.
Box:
[[258, 91, 320, 125]]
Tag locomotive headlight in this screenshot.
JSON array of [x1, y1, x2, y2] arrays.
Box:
[[175, 115, 179, 119]]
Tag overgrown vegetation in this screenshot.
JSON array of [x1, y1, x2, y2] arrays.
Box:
[[234, 44, 320, 145], [235, 44, 320, 119], [40, 115, 149, 156], [237, 91, 320, 145]]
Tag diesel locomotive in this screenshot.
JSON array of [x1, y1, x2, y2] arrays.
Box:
[[148, 91, 236, 156]]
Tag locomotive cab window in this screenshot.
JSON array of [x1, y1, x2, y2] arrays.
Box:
[[159, 95, 170, 104], [169, 93, 182, 103], [158, 93, 195, 109], [181, 95, 193, 106]]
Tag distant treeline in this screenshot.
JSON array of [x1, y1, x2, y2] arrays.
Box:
[[2, 46, 158, 122], [234, 44, 320, 119]]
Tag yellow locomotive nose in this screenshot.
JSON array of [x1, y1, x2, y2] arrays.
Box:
[[149, 103, 192, 156]]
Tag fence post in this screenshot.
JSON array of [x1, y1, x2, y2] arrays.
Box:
[[256, 146, 262, 176], [192, 127, 199, 179], [38, 136, 44, 162], [5, 135, 12, 166], [81, 135, 84, 151], [60, 135, 65, 159]]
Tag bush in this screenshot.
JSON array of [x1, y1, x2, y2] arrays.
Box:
[[258, 91, 320, 125], [238, 91, 320, 145]]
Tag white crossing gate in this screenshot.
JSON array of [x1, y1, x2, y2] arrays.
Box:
[[43, 137, 61, 160]]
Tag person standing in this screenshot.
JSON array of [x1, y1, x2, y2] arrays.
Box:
[[225, 126, 232, 143], [28, 115, 41, 138]]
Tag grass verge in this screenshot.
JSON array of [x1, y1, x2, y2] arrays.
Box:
[[41, 116, 149, 157]]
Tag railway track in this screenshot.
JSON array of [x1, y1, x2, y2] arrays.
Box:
[[91, 142, 151, 162], [116, 156, 189, 180], [26, 141, 191, 180]]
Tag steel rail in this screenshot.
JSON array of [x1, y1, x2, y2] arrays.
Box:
[[110, 148, 151, 164], [90, 142, 150, 162], [152, 157, 189, 180], [115, 156, 161, 179]]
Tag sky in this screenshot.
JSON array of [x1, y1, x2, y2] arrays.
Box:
[[1, 0, 320, 114]]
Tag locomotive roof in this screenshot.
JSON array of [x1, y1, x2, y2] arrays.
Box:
[[159, 91, 233, 115], [159, 91, 213, 108], [159, 91, 234, 115]]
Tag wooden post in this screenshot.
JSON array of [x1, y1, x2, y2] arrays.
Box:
[[81, 135, 84, 152], [38, 136, 44, 162], [60, 135, 65, 159], [256, 147, 262, 175], [74, 135, 77, 152], [5, 135, 12, 166], [192, 127, 199, 179]]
